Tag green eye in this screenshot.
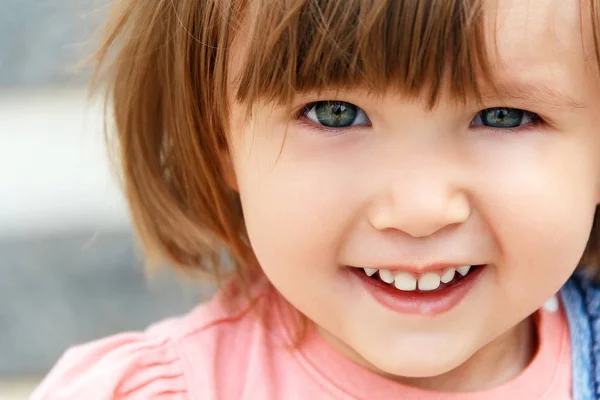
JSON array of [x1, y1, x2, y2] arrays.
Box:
[[303, 101, 370, 128], [472, 108, 539, 129]]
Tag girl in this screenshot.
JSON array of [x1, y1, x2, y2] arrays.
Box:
[[32, 0, 600, 398]]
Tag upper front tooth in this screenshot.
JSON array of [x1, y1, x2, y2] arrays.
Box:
[[418, 272, 441, 291], [440, 268, 456, 283], [364, 268, 377, 277], [394, 272, 417, 291], [378, 269, 395, 284], [457, 265, 471, 276]]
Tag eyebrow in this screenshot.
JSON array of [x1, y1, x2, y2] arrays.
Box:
[[480, 81, 587, 111]]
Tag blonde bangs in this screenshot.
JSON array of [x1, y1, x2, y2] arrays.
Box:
[[235, 0, 492, 108]]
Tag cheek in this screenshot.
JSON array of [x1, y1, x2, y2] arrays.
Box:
[[234, 146, 355, 282], [473, 136, 598, 291]]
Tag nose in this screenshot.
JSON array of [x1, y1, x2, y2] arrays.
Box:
[[368, 171, 471, 238]]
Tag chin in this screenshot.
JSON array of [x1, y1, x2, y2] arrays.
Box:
[[363, 347, 470, 379]]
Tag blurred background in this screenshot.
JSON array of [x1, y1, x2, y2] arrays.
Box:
[[0, 2, 204, 398]]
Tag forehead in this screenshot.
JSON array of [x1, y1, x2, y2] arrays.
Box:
[[492, 0, 581, 48], [227, 0, 599, 106], [485, 0, 594, 84]]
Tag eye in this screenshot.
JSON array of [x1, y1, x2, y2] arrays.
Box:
[[471, 107, 540, 129], [301, 101, 370, 128]]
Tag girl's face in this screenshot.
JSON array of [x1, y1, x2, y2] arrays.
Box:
[[227, 0, 600, 387]]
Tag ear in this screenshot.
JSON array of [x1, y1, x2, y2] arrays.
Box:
[[220, 148, 239, 192]]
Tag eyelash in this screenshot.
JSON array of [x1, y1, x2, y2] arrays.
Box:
[[294, 101, 546, 134]]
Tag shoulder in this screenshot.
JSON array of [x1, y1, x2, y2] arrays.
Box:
[[31, 282, 274, 400], [30, 331, 185, 400]]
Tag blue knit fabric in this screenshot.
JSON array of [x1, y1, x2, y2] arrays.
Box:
[[561, 272, 600, 399]]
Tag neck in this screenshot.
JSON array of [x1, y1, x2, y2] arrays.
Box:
[[319, 315, 537, 392], [394, 316, 537, 392]]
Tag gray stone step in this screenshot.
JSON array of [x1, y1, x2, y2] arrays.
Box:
[[0, 231, 206, 375], [0, 0, 105, 87]]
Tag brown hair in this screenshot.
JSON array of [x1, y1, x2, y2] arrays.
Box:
[[94, 0, 600, 288]]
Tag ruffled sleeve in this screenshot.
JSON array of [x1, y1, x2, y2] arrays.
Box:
[[30, 332, 188, 399]]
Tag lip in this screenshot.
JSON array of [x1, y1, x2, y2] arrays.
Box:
[[362, 263, 480, 275], [349, 265, 485, 316]]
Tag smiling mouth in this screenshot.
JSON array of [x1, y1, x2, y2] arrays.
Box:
[[348, 264, 486, 315], [360, 265, 482, 293]]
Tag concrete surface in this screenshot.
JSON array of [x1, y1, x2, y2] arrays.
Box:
[[0, 0, 105, 87], [0, 3, 210, 383], [0, 90, 207, 378], [0, 378, 42, 399], [0, 0, 208, 390], [0, 88, 128, 238], [1, 231, 206, 375]]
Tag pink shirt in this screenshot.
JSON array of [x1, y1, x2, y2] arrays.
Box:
[[32, 282, 572, 399]]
